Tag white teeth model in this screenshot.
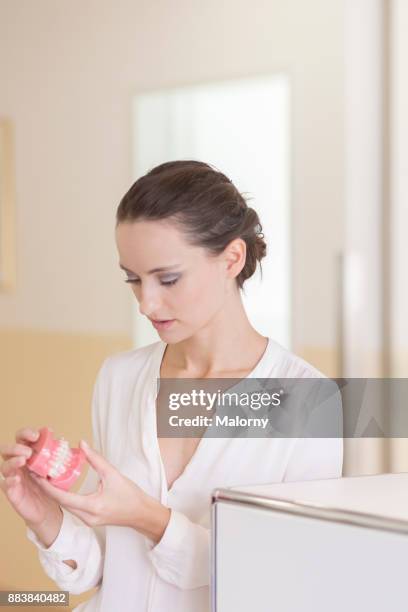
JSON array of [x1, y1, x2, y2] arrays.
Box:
[[48, 439, 72, 479]]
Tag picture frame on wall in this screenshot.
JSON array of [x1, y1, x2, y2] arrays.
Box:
[[0, 118, 16, 292]]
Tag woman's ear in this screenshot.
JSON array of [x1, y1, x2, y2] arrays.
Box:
[[224, 238, 246, 279]]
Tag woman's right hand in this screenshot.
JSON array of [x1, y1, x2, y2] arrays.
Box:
[[0, 427, 62, 529]]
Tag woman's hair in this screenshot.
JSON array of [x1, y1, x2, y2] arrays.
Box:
[[116, 160, 267, 290]]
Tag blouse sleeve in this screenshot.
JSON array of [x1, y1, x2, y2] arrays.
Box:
[[25, 359, 110, 595], [145, 510, 210, 590], [283, 380, 344, 482], [283, 436, 343, 482]]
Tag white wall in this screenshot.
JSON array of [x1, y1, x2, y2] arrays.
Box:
[[0, 0, 344, 356], [133, 75, 291, 349], [391, 0, 408, 376], [343, 0, 385, 379], [387, 0, 408, 472]]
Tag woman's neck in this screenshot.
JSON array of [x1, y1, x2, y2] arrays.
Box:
[[160, 297, 268, 378]]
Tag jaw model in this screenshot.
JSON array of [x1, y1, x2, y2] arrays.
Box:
[[26, 427, 86, 490]]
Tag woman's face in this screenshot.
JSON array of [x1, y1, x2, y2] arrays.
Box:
[[115, 219, 242, 342]]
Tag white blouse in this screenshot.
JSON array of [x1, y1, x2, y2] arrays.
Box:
[[26, 337, 343, 611]]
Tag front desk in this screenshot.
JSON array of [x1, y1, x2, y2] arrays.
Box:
[[211, 472, 408, 612]]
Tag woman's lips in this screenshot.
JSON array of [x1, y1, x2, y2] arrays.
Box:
[[150, 319, 175, 330]]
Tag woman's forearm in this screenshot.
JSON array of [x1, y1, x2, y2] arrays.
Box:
[[134, 495, 171, 544], [26, 507, 77, 569]]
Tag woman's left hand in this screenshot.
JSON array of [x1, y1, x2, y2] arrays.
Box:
[[31, 440, 170, 538]]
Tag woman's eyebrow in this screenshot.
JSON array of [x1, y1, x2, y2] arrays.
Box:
[[119, 263, 181, 275]]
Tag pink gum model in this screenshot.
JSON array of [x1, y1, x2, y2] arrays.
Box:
[[26, 426, 86, 490]]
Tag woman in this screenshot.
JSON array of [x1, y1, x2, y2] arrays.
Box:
[[0, 160, 343, 611]]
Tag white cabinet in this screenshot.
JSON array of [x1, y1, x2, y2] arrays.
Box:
[[212, 473, 408, 612]]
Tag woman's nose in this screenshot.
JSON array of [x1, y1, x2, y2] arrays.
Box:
[[137, 288, 162, 318]]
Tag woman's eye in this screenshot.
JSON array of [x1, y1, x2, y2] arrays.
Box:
[[161, 278, 178, 286], [124, 277, 179, 286]]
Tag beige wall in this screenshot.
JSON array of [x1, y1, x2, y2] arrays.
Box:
[[0, 0, 345, 358], [1, 0, 345, 604]]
